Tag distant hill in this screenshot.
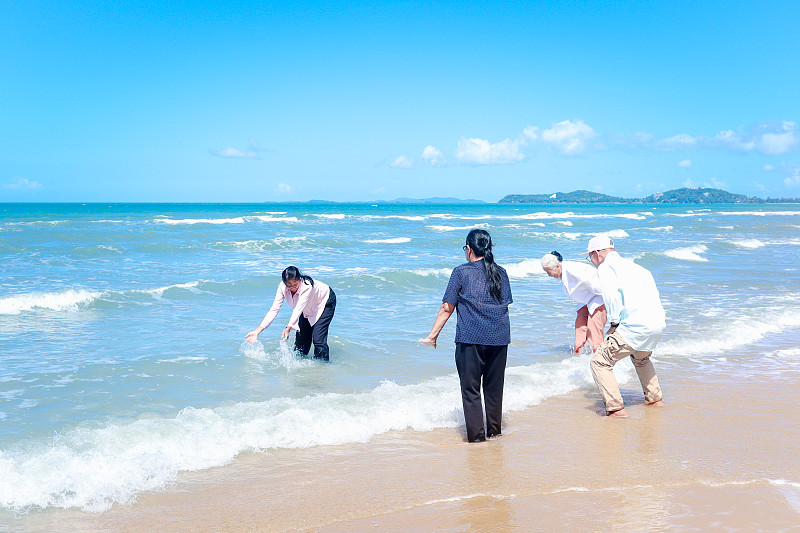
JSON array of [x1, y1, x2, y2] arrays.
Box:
[[640, 188, 756, 203], [499, 187, 791, 204], [305, 197, 486, 204], [500, 190, 625, 203]]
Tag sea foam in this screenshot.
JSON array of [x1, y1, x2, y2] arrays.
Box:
[[730, 239, 766, 248], [363, 237, 412, 244], [0, 290, 102, 315], [504, 259, 544, 278], [0, 353, 616, 513], [0, 282, 205, 315], [663, 244, 708, 262], [658, 307, 800, 359]]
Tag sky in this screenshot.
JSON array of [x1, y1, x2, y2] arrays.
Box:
[[2, 1, 800, 202]]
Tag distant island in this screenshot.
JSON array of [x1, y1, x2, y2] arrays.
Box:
[[499, 188, 800, 204], [306, 197, 487, 204], [387, 196, 487, 204]]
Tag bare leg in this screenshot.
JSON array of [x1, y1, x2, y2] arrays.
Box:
[[574, 306, 589, 353]]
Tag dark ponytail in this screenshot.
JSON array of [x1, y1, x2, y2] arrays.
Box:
[[466, 229, 503, 302], [282, 265, 314, 287]]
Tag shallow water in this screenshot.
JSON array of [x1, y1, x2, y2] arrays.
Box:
[[1, 202, 799, 515]]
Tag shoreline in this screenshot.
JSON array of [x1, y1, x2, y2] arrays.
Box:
[[11, 358, 800, 532]]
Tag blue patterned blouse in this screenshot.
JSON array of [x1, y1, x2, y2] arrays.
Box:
[[442, 260, 512, 346]]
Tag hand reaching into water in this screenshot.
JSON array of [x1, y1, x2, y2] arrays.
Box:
[[245, 330, 260, 343], [418, 336, 437, 348]]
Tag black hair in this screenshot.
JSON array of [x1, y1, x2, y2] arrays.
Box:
[[466, 228, 503, 302], [282, 265, 314, 287], [550, 250, 563, 262]]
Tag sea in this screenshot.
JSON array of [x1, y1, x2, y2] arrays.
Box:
[[1, 202, 799, 518]]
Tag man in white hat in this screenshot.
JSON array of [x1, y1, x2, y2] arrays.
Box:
[[585, 235, 665, 417]]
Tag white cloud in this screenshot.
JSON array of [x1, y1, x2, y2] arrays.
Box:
[[540, 119, 597, 155], [705, 122, 797, 155], [520, 126, 540, 143], [422, 145, 445, 166], [276, 183, 292, 194], [783, 163, 800, 187], [763, 164, 775, 171], [211, 147, 260, 159], [456, 137, 524, 165], [658, 134, 698, 150], [3, 177, 41, 190], [678, 159, 692, 168], [759, 132, 797, 155], [710, 130, 755, 152], [708, 177, 726, 189], [390, 155, 414, 168]]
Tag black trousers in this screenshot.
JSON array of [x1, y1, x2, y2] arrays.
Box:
[[295, 289, 336, 361], [454, 343, 508, 442]]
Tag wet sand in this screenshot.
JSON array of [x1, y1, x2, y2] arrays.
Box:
[[12, 363, 800, 532]]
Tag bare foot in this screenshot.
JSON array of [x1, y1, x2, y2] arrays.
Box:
[[605, 408, 629, 418], [646, 400, 664, 407]]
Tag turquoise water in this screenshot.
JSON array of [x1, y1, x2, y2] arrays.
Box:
[[1, 202, 799, 513]]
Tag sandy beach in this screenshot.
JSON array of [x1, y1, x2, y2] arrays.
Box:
[[12, 354, 799, 533]]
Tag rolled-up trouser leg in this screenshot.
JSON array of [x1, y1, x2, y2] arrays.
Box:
[[590, 332, 636, 412], [631, 350, 662, 403], [587, 305, 607, 352], [574, 306, 589, 352]]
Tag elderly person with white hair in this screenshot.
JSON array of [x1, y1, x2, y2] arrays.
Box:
[[541, 250, 607, 353]]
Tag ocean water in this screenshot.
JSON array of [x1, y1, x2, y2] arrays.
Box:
[[1, 202, 799, 515]]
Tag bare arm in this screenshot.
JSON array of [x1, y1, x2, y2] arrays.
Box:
[[245, 284, 285, 343], [418, 302, 455, 349]]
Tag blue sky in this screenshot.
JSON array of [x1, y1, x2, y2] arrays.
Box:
[[2, 1, 799, 202]]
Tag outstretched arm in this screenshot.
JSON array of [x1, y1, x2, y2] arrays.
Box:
[[245, 325, 266, 343], [418, 302, 455, 349], [245, 284, 286, 343]]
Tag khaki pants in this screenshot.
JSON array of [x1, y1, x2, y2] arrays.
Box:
[[575, 304, 607, 353], [590, 331, 662, 413]]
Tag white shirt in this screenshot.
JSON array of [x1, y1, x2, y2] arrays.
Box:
[[597, 251, 665, 351], [259, 280, 331, 331], [560, 261, 605, 315]]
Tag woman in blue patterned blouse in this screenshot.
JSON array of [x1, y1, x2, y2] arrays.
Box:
[[419, 229, 513, 442]]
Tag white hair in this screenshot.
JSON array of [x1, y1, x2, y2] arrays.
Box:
[[541, 253, 561, 270]]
